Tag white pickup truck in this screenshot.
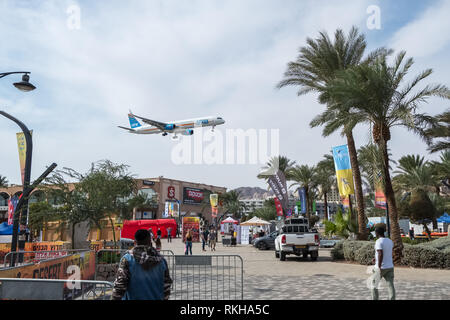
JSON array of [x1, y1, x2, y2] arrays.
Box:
[[274, 217, 320, 261]]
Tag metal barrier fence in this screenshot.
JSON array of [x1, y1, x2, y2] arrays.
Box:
[[167, 255, 243, 300], [2, 249, 90, 268], [0, 278, 113, 300], [95, 249, 175, 281]]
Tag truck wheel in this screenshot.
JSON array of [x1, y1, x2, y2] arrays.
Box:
[[310, 251, 318, 261], [302, 252, 308, 259], [275, 251, 279, 258], [280, 252, 286, 261]]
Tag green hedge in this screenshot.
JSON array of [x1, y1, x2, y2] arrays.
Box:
[[331, 241, 344, 260], [332, 238, 450, 269]]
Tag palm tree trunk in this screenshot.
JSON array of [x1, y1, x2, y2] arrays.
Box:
[[346, 131, 368, 240], [324, 192, 328, 221], [380, 140, 404, 264]]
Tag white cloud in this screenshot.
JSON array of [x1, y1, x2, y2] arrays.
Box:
[[390, 0, 450, 58]]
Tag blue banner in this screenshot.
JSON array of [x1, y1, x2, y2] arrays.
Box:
[[298, 188, 307, 214]]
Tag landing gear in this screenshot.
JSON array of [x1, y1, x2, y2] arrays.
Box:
[[162, 132, 168, 136], [210, 126, 215, 134], [171, 134, 179, 141]]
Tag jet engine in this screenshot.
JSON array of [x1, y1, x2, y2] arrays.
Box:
[[182, 129, 194, 136]]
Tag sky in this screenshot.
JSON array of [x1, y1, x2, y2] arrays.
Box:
[[0, 0, 449, 191]]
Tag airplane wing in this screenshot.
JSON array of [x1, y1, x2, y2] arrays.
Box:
[[132, 114, 169, 131], [117, 126, 135, 132]]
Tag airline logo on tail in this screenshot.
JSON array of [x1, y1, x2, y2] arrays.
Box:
[[128, 113, 142, 128]]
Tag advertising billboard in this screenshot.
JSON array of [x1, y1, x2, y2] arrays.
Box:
[[183, 187, 205, 205], [182, 217, 200, 242]]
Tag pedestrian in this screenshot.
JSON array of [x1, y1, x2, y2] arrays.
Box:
[[167, 227, 172, 243], [155, 237, 162, 252], [148, 228, 154, 242], [185, 229, 193, 255], [371, 226, 395, 300], [201, 228, 209, 251], [210, 229, 217, 251], [157, 227, 162, 240], [409, 227, 415, 241], [112, 229, 172, 300]]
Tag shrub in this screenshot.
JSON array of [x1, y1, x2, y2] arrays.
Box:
[[401, 244, 445, 269], [354, 242, 375, 265], [444, 248, 450, 269], [331, 241, 344, 260], [401, 237, 427, 245], [420, 237, 450, 250], [342, 240, 366, 261]]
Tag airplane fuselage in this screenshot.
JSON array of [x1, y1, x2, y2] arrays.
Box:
[[132, 116, 224, 135]]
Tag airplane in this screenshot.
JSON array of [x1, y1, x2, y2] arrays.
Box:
[[118, 110, 225, 139]]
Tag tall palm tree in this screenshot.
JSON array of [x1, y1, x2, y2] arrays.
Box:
[[424, 111, 450, 153], [315, 155, 336, 220], [0, 175, 8, 188], [288, 165, 316, 221], [277, 26, 387, 240], [323, 51, 450, 263]]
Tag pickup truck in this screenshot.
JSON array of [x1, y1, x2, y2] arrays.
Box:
[[274, 217, 320, 261]]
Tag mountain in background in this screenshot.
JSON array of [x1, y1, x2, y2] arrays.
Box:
[[232, 187, 274, 200]]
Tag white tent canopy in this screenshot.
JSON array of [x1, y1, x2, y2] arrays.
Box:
[[241, 217, 271, 226]]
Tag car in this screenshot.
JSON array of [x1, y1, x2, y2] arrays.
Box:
[[274, 217, 320, 261], [319, 240, 338, 248], [253, 231, 279, 250]]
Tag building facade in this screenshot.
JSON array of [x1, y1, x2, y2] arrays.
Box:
[[0, 177, 227, 242]]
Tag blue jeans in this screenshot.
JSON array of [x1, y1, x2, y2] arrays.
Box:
[[185, 241, 192, 255]]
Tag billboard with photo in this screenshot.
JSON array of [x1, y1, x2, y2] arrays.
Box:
[[183, 187, 205, 205]]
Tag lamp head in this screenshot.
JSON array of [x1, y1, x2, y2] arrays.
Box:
[[14, 74, 36, 92]]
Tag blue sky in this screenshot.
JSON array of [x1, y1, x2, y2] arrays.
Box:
[[0, 0, 449, 190]]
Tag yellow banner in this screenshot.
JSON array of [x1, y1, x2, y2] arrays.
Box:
[[336, 169, 355, 196], [16, 131, 32, 184]]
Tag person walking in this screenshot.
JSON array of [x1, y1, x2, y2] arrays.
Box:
[[157, 227, 162, 240], [209, 229, 217, 251], [155, 237, 162, 252], [167, 227, 172, 243], [112, 229, 172, 300], [371, 226, 396, 300], [185, 229, 193, 255], [201, 228, 209, 252], [148, 228, 154, 242]]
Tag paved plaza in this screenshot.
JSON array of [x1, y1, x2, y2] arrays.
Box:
[[161, 236, 450, 300]]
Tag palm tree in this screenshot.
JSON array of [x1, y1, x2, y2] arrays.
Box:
[[315, 155, 336, 220], [424, 111, 450, 153], [258, 155, 296, 180], [288, 165, 316, 221], [277, 26, 387, 240], [220, 190, 247, 220], [323, 51, 450, 263], [0, 175, 8, 188], [431, 151, 450, 189]]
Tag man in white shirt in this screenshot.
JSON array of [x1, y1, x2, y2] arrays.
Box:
[[371, 226, 396, 300]]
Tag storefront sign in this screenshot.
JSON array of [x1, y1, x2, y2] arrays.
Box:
[[142, 180, 155, 186], [183, 187, 204, 205]]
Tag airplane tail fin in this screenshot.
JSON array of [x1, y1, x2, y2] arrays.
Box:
[[128, 110, 142, 128]]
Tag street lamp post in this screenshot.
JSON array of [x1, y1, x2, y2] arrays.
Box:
[[0, 71, 38, 266]]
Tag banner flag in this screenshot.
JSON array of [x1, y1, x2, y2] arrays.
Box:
[[16, 131, 32, 185], [374, 172, 387, 209], [332, 145, 355, 196], [7, 196, 19, 226], [274, 197, 284, 216], [210, 194, 219, 218], [298, 188, 307, 213], [267, 169, 289, 212]]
